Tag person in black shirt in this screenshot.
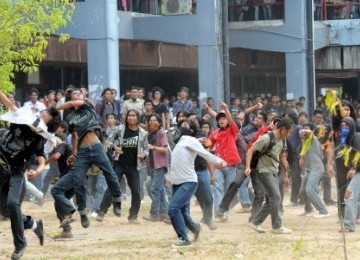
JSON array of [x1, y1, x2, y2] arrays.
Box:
[[97, 109, 148, 224], [55, 89, 122, 229], [0, 90, 61, 260]]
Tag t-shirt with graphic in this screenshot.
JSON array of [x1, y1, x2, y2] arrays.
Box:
[[66, 100, 101, 144], [117, 127, 139, 166], [0, 124, 45, 167]]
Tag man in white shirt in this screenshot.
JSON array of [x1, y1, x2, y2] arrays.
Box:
[[23, 88, 46, 116]]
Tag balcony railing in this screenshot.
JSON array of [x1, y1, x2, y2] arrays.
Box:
[[316, 1, 360, 20], [228, 1, 284, 22]]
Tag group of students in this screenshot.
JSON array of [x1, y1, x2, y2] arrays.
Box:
[[1, 84, 360, 259]]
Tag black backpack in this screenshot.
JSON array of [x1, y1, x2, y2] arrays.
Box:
[[250, 131, 276, 169]]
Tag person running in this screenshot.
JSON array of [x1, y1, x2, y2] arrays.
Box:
[[55, 88, 122, 227], [0, 90, 61, 260], [168, 119, 226, 248]]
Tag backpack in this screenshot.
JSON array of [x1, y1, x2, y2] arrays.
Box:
[[250, 131, 277, 169]]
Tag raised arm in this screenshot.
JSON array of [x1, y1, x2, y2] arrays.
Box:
[[220, 100, 233, 125], [56, 100, 84, 111], [0, 91, 18, 111]]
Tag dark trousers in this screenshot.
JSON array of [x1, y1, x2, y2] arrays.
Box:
[[289, 166, 302, 203], [99, 164, 141, 220], [335, 157, 349, 219], [219, 172, 247, 212], [51, 169, 87, 216], [0, 169, 34, 250]]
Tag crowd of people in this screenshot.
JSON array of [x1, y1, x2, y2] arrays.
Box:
[[1, 84, 360, 259]]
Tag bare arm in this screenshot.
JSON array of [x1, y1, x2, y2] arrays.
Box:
[[244, 102, 263, 115], [202, 103, 217, 117], [56, 100, 84, 110], [0, 91, 18, 111], [220, 100, 233, 125], [27, 156, 46, 179], [244, 145, 255, 175]]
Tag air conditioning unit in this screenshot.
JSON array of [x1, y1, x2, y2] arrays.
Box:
[[162, 0, 192, 15]]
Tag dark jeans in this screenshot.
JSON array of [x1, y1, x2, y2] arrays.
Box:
[[74, 143, 121, 203], [252, 172, 282, 229], [195, 170, 214, 223], [321, 174, 333, 203], [219, 171, 247, 213], [289, 165, 302, 204], [168, 182, 199, 241], [51, 169, 87, 216], [335, 157, 349, 219], [0, 169, 34, 250], [54, 188, 74, 232], [99, 164, 141, 220], [249, 170, 265, 223]]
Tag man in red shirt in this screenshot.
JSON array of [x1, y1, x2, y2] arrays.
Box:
[[202, 101, 241, 221]]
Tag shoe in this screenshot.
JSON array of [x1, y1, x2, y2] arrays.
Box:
[[11, 246, 26, 260], [80, 214, 90, 228], [142, 215, 161, 222], [53, 230, 73, 239], [171, 239, 192, 248], [96, 211, 105, 222], [113, 202, 121, 217], [286, 202, 298, 207], [161, 216, 172, 224], [237, 207, 251, 213], [128, 218, 140, 224], [272, 226, 292, 234], [193, 224, 201, 241], [205, 221, 217, 230], [33, 220, 44, 246], [313, 213, 330, 219], [325, 199, 337, 206], [249, 222, 266, 233], [91, 212, 98, 218], [297, 210, 315, 217], [59, 214, 76, 228]]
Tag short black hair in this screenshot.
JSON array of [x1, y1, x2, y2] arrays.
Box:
[[106, 113, 116, 120], [46, 107, 61, 133], [313, 109, 324, 116], [276, 117, 294, 130], [28, 87, 39, 96], [101, 88, 113, 97]]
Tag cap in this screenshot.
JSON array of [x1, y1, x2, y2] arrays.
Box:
[[216, 112, 226, 121]]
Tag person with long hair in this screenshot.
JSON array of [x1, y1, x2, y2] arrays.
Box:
[[143, 114, 169, 222], [97, 109, 149, 224]]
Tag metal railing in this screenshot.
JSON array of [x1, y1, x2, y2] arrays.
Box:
[[228, 1, 284, 22], [317, 1, 360, 20]]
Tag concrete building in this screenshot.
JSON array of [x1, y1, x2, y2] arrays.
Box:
[[14, 0, 360, 109]]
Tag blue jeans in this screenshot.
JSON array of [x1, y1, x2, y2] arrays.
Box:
[[300, 169, 328, 214], [139, 165, 148, 200], [86, 173, 107, 212], [195, 170, 214, 223], [168, 182, 200, 241], [149, 168, 168, 218], [252, 172, 282, 229], [344, 172, 360, 231], [214, 166, 237, 215], [74, 143, 121, 202], [51, 169, 88, 215], [42, 162, 59, 195]]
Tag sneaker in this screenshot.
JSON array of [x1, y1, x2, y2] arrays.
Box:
[[313, 213, 330, 219], [297, 210, 315, 217], [91, 212, 98, 218], [112, 202, 121, 217], [11, 246, 26, 260], [96, 211, 105, 222], [272, 226, 292, 234], [171, 239, 192, 248], [142, 215, 161, 222], [128, 218, 140, 225], [59, 214, 75, 228], [193, 224, 201, 241], [205, 221, 217, 230], [33, 220, 44, 246], [53, 230, 73, 239], [325, 199, 337, 206], [286, 202, 298, 207], [249, 222, 266, 233], [80, 214, 90, 228]]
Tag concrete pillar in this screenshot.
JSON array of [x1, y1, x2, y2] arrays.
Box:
[[87, 0, 120, 102], [198, 46, 224, 107]]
